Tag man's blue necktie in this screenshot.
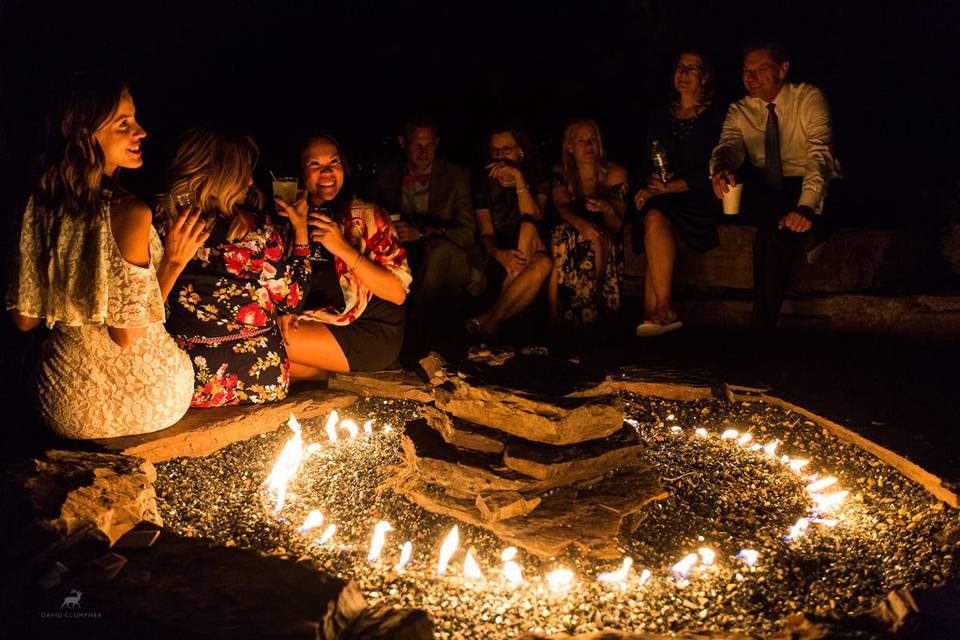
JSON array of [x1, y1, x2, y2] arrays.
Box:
[[764, 103, 783, 191]]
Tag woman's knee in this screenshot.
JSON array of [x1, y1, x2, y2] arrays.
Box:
[[644, 209, 670, 232]]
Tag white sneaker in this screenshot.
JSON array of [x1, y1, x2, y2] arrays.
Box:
[[635, 320, 683, 337]]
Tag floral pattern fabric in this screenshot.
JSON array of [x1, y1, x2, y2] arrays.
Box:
[[300, 197, 411, 325], [551, 223, 623, 327], [165, 209, 311, 407]]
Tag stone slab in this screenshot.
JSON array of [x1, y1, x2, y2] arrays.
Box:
[[394, 465, 667, 559], [1, 450, 160, 556], [421, 405, 508, 454], [329, 369, 434, 403], [435, 378, 624, 445], [92, 389, 357, 463], [501, 425, 644, 480]]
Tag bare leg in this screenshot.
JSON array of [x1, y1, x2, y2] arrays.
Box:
[[479, 252, 552, 334], [285, 319, 351, 378], [643, 209, 678, 324]]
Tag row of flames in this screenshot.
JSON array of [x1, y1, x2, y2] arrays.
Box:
[[261, 412, 849, 591]]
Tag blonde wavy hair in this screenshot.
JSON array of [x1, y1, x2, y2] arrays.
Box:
[[37, 76, 128, 217], [559, 119, 609, 201], [167, 126, 264, 242]]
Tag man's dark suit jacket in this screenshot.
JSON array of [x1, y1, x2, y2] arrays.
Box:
[[366, 156, 476, 251]]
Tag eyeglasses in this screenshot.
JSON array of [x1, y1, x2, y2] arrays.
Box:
[[675, 64, 704, 75], [489, 145, 518, 158], [742, 63, 778, 77]]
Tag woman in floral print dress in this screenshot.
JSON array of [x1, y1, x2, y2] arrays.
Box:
[[163, 126, 311, 407]]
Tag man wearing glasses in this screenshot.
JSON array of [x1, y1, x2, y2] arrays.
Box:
[[710, 42, 842, 332], [368, 116, 480, 356]]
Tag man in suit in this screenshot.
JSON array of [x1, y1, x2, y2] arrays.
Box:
[[710, 42, 842, 332], [367, 117, 480, 353]]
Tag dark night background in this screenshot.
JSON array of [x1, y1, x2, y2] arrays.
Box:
[[1, 0, 959, 225]]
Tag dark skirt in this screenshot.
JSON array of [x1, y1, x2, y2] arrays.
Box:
[[633, 190, 721, 254], [326, 296, 405, 371]]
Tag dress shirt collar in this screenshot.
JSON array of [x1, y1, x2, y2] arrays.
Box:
[[745, 81, 794, 110]]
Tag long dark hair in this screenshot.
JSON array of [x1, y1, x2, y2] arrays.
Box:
[[301, 133, 354, 219], [37, 73, 129, 217]]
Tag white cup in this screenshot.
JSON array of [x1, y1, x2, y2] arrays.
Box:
[[722, 183, 743, 215]]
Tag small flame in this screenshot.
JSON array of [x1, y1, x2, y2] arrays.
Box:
[[810, 517, 839, 527], [306, 443, 322, 454], [367, 520, 393, 562], [788, 458, 810, 473], [697, 547, 715, 566], [363, 420, 374, 435], [737, 549, 759, 566], [325, 410, 340, 443], [503, 561, 523, 584], [383, 424, 393, 433], [695, 428, 708, 437], [436, 525, 459, 576], [637, 568, 652, 586], [261, 414, 305, 513], [501, 547, 518, 562], [780, 454, 791, 464], [737, 432, 753, 446], [721, 429, 739, 440], [297, 510, 324, 533], [807, 476, 838, 493], [317, 524, 337, 545], [340, 419, 359, 440], [670, 425, 682, 433], [395, 541, 413, 571], [624, 418, 640, 427], [597, 557, 633, 583], [463, 548, 483, 579], [786, 517, 810, 541], [666, 413, 675, 421], [763, 440, 780, 456], [813, 490, 848, 511], [546, 568, 574, 589], [671, 553, 699, 578], [750, 443, 763, 451]]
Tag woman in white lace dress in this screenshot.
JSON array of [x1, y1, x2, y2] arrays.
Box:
[[6, 76, 208, 439]]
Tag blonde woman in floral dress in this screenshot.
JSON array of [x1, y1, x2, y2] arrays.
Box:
[[549, 120, 629, 328], [163, 126, 311, 407], [6, 77, 204, 438]]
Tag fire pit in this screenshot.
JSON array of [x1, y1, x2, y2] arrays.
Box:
[[152, 353, 959, 639]]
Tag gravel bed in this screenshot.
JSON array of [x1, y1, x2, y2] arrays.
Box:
[[155, 395, 959, 638]]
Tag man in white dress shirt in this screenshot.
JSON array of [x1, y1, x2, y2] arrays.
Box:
[[710, 42, 841, 331]]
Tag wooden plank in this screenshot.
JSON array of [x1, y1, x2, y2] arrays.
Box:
[[732, 390, 959, 509], [93, 390, 357, 463]]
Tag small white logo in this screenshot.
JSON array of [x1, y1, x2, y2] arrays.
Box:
[[60, 589, 82, 609]]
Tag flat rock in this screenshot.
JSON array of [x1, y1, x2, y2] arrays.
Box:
[[502, 425, 645, 480], [399, 419, 546, 495], [92, 389, 357, 463], [17, 526, 372, 639], [329, 369, 433, 403], [393, 466, 667, 559], [475, 491, 542, 522], [344, 602, 434, 640], [568, 365, 727, 401], [1, 449, 160, 556], [421, 405, 507, 454], [434, 378, 624, 445]]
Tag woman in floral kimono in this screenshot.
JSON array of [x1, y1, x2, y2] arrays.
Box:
[[163, 126, 311, 407], [276, 135, 411, 377]]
